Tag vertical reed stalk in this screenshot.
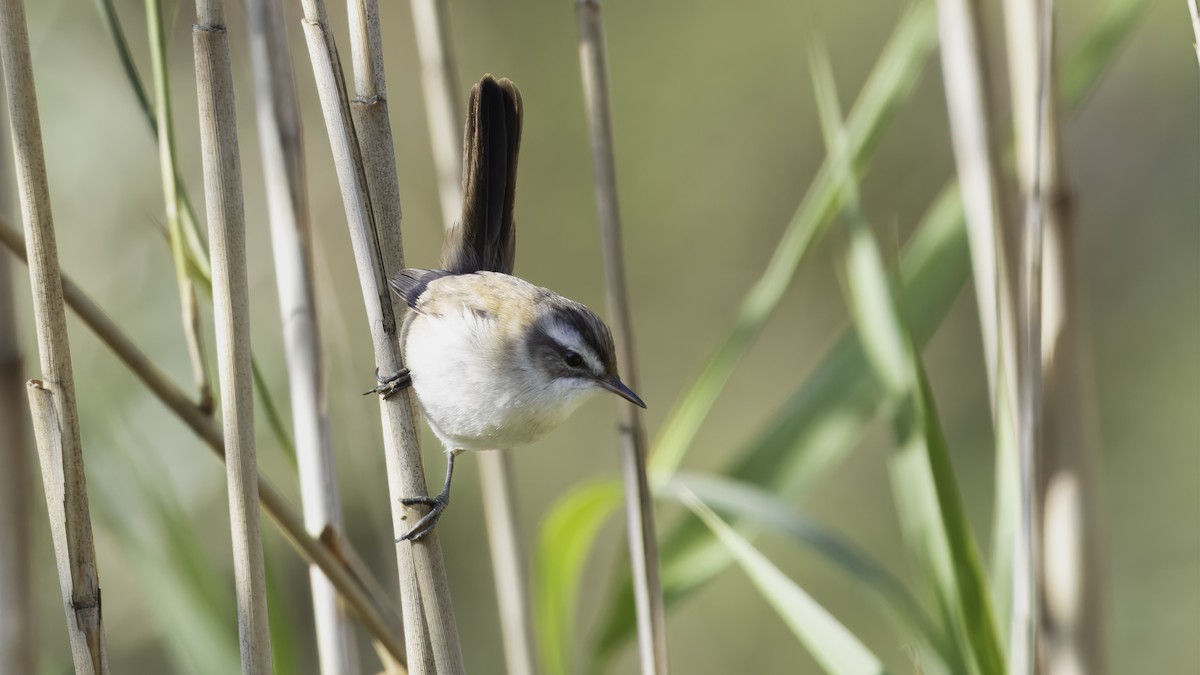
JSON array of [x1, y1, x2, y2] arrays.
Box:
[[1004, 1, 1105, 673], [145, 0, 213, 414], [192, 1, 272, 671], [409, 0, 463, 225], [575, 2, 669, 673], [0, 216, 408, 664], [933, 0, 1026, 660], [244, 0, 358, 672], [0, 170, 34, 675], [298, 1, 464, 671], [408, 4, 540, 672], [0, 0, 108, 671], [1190, 1, 1200, 67], [26, 384, 108, 674], [0, 218, 407, 666]]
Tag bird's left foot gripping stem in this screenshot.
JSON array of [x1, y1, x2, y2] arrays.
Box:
[[396, 451, 459, 542], [364, 367, 411, 399]]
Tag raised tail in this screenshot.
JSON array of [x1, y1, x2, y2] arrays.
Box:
[[442, 75, 522, 276]]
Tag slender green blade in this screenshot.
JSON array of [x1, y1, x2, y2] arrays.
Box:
[[680, 489, 888, 675], [535, 480, 623, 675], [816, 60, 1005, 673], [663, 473, 944, 653], [649, 0, 938, 475], [594, 180, 970, 667]]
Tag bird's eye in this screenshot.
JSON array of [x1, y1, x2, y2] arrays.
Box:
[[563, 350, 584, 368]]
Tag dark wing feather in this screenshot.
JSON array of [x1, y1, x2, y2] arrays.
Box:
[[389, 269, 452, 310], [443, 75, 522, 275]]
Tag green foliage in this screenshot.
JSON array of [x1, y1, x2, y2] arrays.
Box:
[[536, 0, 1143, 672]]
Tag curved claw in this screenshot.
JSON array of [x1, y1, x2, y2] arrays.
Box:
[[364, 367, 412, 399], [396, 494, 448, 542]]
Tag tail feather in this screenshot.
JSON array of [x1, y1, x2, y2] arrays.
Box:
[[442, 75, 522, 275]]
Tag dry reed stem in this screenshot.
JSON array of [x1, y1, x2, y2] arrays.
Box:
[[0, 100, 34, 675], [0, 0, 109, 671], [408, 4, 540, 672], [1003, 2, 1105, 673], [0, 218, 408, 665], [1190, 1, 1200, 67], [26, 383, 108, 674], [192, 2, 272, 671], [244, 0, 358, 671], [576, 2, 669, 673], [298, 2, 462, 671], [409, 0, 464, 227]]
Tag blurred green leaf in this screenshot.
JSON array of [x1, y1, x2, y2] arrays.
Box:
[[590, 1, 1140, 662], [88, 411, 240, 674], [595, 179, 971, 669], [663, 472, 945, 654], [680, 488, 889, 675], [535, 480, 623, 675], [649, 0, 938, 476], [815, 58, 1004, 673]]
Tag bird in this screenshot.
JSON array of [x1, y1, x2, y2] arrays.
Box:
[[368, 75, 645, 542]]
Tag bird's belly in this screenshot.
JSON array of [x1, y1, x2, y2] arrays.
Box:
[[404, 314, 585, 450]]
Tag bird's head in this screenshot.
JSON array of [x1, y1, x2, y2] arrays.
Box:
[[522, 301, 645, 409]]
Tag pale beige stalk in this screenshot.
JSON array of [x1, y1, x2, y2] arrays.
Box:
[[0, 217, 407, 666], [244, 0, 358, 671], [576, 2, 669, 673], [1190, 1, 1200, 67], [0, 98, 34, 675], [408, 5, 540, 673], [0, 0, 108, 671], [298, 1, 463, 671], [409, 0, 464, 227], [1003, 2, 1104, 673], [192, 1, 272, 671], [26, 384, 107, 674]]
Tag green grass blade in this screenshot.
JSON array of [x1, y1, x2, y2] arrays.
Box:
[[252, 358, 296, 465], [664, 473, 944, 652], [815, 60, 1005, 673], [593, 183, 970, 667], [535, 480, 623, 675], [679, 488, 889, 675], [649, 0, 938, 475]]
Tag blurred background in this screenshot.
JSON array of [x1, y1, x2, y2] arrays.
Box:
[[2, 0, 1196, 672]]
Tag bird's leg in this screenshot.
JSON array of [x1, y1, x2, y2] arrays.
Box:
[[363, 367, 411, 399], [396, 450, 459, 542]]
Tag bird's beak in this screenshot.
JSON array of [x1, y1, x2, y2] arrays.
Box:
[[599, 376, 646, 409]]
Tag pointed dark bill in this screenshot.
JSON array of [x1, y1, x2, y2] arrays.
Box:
[[599, 377, 646, 408]]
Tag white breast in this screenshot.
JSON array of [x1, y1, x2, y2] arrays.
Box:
[[403, 307, 596, 451]]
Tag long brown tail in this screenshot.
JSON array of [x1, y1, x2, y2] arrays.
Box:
[[441, 75, 522, 275]]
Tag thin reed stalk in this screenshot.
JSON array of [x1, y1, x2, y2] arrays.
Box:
[[1003, 1, 1105, 673], [410, 0, 464, 225], [244, 0, 358, 672], [0, 216, 408, 666], [146, 0, 213, 414], [408, 4, 540, 672], [575, 2, 669, 673], [1190, 1, 1200, 67], [0, 0, 109, 671], [0, 226, 34, 675], [192, 1, 272, 671], [298, 1, 464, 671], [26, 384, 108, 674], [932, 0, 1026, 656]]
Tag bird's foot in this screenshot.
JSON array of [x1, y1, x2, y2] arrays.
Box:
[[363, 367, 411, 399], [396, 492, 449, 542]]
